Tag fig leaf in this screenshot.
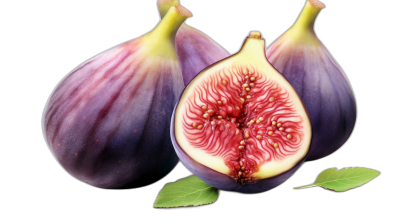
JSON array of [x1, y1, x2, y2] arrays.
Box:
[[154, 175, 218, 208], [294, 167, 380, 192]]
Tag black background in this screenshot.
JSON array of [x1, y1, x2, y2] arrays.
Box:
[[15, 0, 390, 223]]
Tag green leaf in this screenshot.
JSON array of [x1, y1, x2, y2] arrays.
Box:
[[154, 175, 218, 208], [294, 167, 380, 192]]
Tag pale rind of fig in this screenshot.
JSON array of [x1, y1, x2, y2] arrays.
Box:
[[266, 0, 357, 161], [158, 0, 230, 86], [42, 6, 192, 189], [172, 32, 312, 193]]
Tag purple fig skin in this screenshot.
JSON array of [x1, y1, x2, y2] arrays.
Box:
[[41, 3, 193, 188], [175, 24, 230, 86], [171, 105, 307, 194], [267, 45, 357, 161], [266, 1, 357, 161]]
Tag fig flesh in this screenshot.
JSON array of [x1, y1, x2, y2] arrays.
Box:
[[172, 32, 312, 193], [266, 0, 357, 161], [42, 6, 192, 189], [158, 0, 230, 86]]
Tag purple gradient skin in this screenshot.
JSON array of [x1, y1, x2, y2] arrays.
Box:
[[267, 40, 357, 161], [175, 24, 230, 86], [171, 106, 307, 194], [42, 38, 183, 189]]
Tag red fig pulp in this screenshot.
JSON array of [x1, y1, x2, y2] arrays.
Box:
[[172, 32, 312, 193]]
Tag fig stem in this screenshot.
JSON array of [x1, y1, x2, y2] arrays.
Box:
[[294, 184, 317, 189], [239, 31, 267, 63], [283, 0, 325, 46], [158, 0, 180, 19], [291, 0, 324, 32], [146, 5, 192, 49]]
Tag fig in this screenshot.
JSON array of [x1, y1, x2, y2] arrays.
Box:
[[42, 6, 192, 189], [172, 31, 312, 193], [266, 0, 357, 161], [158, 0, 230, 86]]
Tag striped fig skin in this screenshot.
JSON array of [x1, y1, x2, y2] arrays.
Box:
[[176, 24, 229, 86], [171, 106, 307, 193], [43, 37, 184, 189], [266, 27, 357, 161]]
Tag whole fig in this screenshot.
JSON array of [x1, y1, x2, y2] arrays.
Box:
[[42, 6, 192, 189], [266, 0, 357, 161], [172, 32, 312, 193]]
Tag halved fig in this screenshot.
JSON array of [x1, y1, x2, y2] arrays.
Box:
[[171, 32, 312, 193]]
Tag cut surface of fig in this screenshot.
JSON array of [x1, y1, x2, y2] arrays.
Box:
[[173, 32, 312, 188]]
